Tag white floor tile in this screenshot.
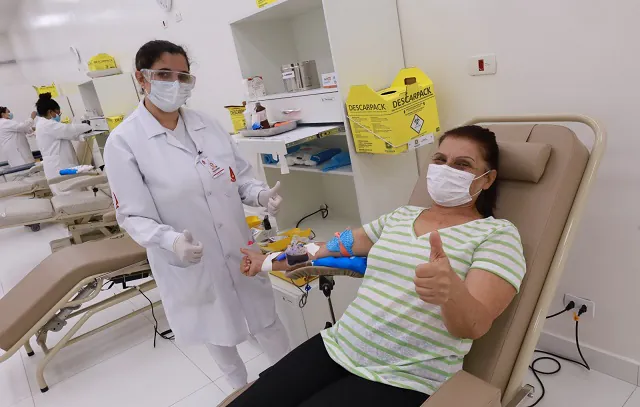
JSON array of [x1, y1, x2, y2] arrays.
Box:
[[31, 338, 211, 407], [21, 313, 155, 394], [525, 358, 636, 407], [0, 350, 32, 407], [214, 353, 271, 396], [0, 223, 69, 292], [7, 398, 34, 407], [171, 383, 227, 407], [623, 388, 640, 406]]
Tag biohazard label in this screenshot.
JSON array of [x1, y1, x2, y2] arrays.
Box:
[[411, 114, 425, 134]]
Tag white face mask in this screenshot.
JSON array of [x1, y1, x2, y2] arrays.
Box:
[[146, 80, 193, 113], [427, 164, 490, 207]]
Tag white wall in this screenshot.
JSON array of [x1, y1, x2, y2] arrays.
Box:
[[6, 0, 271, 130], [398, 0, 640, 362], [0, 33, 34, 120]]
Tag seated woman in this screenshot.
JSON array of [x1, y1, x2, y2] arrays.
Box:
[[233, 125, 526, 407]]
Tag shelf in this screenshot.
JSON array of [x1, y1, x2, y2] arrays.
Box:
[[250, 88, 338, 102], [234, 125, 344, 169], [264, 163, 352, 176], [231, 0, 323, 25]]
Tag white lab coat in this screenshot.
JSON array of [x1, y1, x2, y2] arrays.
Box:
[[104, 101, 276, 347], [0, 118, 35, 166], [35, 118, 91, 180]]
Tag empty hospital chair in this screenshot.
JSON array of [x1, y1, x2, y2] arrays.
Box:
[[0, 235, 155, 393], [0, 172, 116, 246], [0, 163, 49, 198], [219, 115, 605, 407]]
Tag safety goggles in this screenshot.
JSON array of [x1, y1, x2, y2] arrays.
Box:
[[141, 69, 197, 86]]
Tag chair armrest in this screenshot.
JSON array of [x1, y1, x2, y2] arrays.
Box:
[[423, 371, 501, 407], [56, 175, 108, 192], [285, 265, 364, 280], [47, 171, 99, 185], [28, 163, 44, 175]]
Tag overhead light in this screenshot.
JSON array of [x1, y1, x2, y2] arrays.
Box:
[[30, 13, 72, 28]]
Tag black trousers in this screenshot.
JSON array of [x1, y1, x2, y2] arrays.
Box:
[[228, 334, 429, 407]]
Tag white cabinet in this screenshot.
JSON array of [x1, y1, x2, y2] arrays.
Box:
[[231, 0, 423, 232], [78, 74, 140, 118]]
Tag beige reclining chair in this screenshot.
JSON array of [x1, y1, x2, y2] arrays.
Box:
[[0, 163, 50, 199], [0, 235, 156, 393], [0, 173, 117, 246], [219, 115, 605, 407]]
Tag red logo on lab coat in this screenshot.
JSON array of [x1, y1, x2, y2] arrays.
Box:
[[230, 167, 236, 183], [113, 193, 119, 209]]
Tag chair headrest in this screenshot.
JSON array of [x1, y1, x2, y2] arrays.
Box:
[[497, 141, 551, 183]]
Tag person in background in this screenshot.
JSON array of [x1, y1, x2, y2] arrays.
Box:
[[34, 93, 91, 190], [0, 106, 37, 167], [103, 40, 289, 390]]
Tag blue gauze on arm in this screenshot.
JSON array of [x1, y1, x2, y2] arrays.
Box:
[[326, 229, 354, 256]]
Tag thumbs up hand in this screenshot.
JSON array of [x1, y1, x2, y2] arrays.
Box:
[[258, 181, 283, 216], [414, 231, 454, 305]]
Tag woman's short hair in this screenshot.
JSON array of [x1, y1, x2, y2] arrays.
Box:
[[439, 125, 499, 218]]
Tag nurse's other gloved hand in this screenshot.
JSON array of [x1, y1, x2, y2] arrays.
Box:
[[173, 230, 204, 265], [30, 111, 37, 120], [258, 181, 283, 216]]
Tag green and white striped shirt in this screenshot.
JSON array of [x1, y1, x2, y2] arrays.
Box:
[[321, 205, 526, 395]]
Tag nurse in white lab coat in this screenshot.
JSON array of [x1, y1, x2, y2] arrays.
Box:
[[103, 40, 290, 389], [34, 93, 92, 183], [0, 106, 37, 166]]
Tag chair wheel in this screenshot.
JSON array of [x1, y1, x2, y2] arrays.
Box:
[[40, 386, 49, 393], [29, 224, 41, 232]]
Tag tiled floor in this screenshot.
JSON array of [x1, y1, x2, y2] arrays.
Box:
[[1, 218, 639, 407]]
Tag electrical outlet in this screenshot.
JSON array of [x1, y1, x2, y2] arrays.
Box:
[[564, 294, 595, 318]]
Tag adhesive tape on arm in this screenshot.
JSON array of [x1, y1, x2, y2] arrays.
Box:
[[261, 252, 282, 273], [305, 243, 320, 257]]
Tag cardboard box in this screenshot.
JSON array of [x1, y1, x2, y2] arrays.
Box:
[[346, 67, 440, 154]]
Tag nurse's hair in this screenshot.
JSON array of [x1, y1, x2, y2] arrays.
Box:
[[0, 107, 7, 116], [135, 40, 190, 71], [35, 93, 60, 117], [439, 125, 500, 218]]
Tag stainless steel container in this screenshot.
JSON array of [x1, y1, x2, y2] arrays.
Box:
[[282, 63, 303, 93], [299, 60, 320, 90]]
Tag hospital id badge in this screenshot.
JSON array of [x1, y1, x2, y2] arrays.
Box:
[[198, 156, 225, 179]]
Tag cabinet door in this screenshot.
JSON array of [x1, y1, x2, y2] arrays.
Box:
[[92, 74, 141, 117]]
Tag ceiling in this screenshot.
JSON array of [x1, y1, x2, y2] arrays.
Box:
[[0, 0, 21, 34]]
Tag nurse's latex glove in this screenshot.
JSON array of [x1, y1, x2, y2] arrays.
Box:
[[173, 230, 204, 265], [414, 231, 454, 306], [258, 181, 283, 216]]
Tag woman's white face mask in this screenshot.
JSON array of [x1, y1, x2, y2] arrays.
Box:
[[427, 164, 490, 207], [146, 80, 193, 113]]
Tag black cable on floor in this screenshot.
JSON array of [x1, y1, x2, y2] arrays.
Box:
[[137, 288, 174, 347], [296, 205, 329, 228], [528, 308, 590, 407]]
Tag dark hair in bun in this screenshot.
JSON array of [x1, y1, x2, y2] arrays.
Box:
[[0, 107, 7, 116], [36, 92, 60, 117]]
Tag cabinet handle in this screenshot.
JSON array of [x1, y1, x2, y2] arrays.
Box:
[[322, 97, 336, 102], [282, 109, 301, 114]]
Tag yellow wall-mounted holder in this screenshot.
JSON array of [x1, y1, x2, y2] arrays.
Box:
[[346, 67, 440, 154]]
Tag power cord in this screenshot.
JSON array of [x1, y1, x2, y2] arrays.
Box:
[[528, 303, 590, 406], [296, 204, 329, 236], [137, 288, 175, 347]]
